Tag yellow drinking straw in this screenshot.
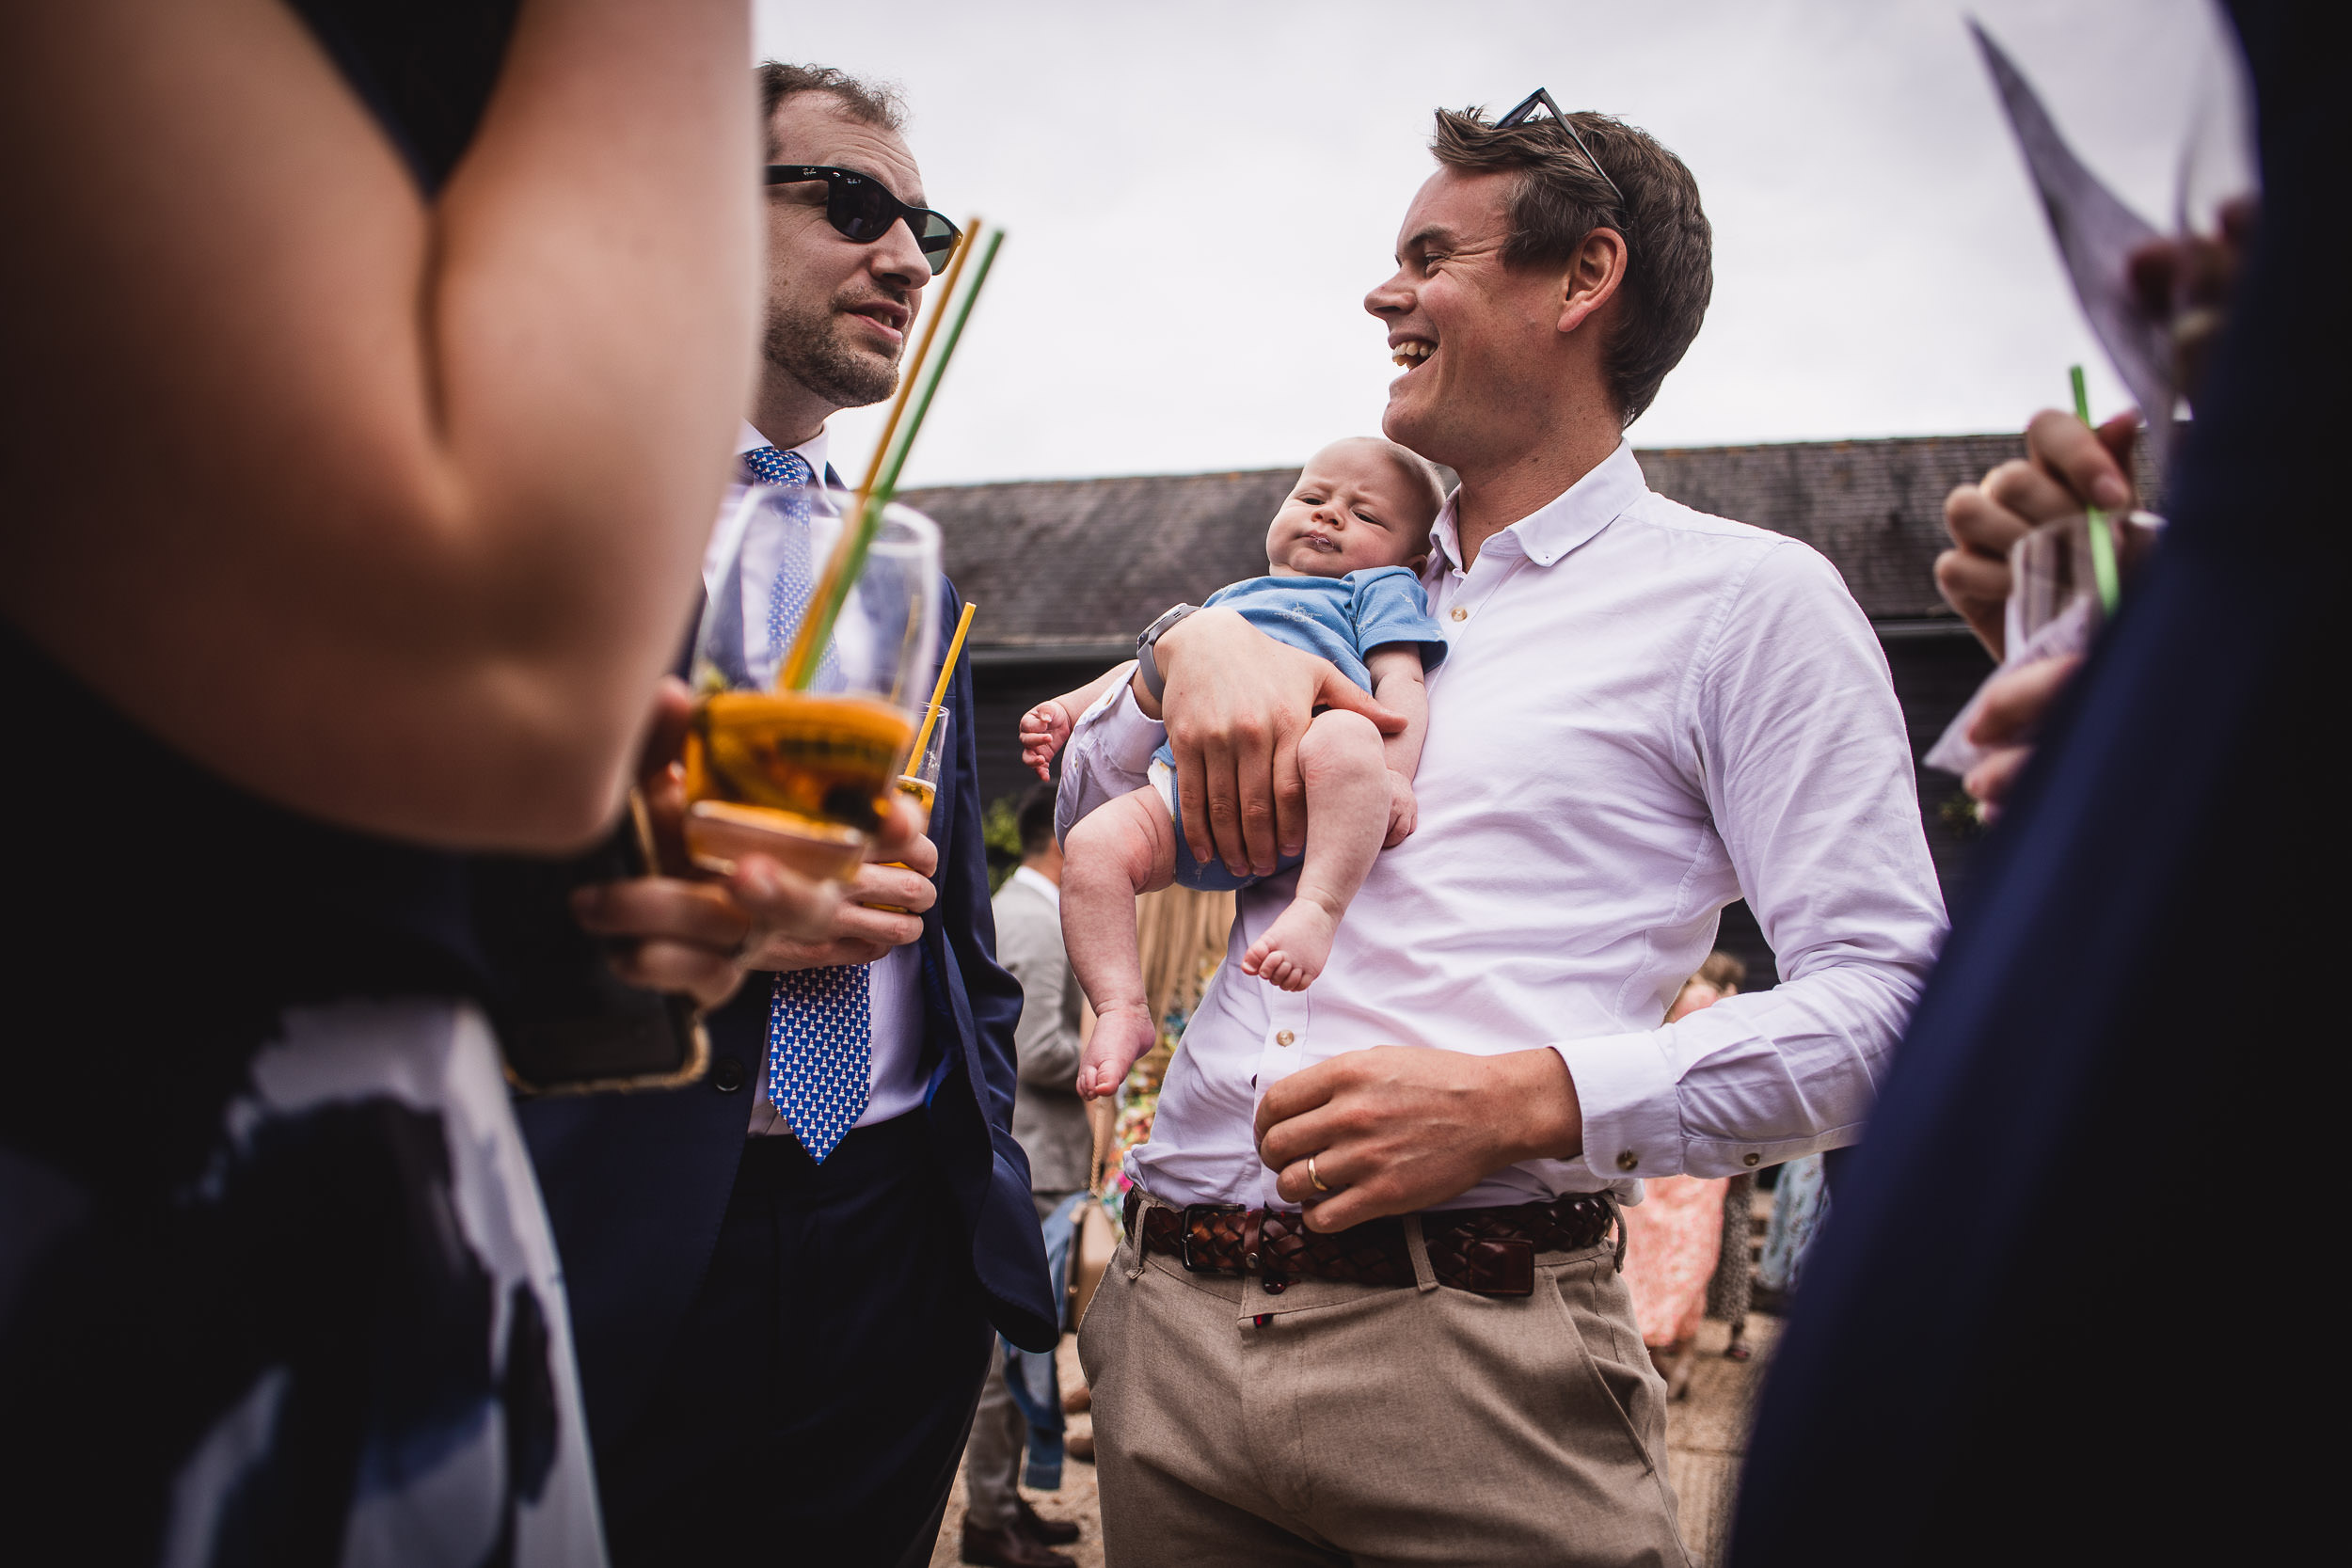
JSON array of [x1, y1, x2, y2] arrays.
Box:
[[777, 215, 981, 691], [911, 600, 977, 763]]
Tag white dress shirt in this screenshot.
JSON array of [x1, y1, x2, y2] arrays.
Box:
[[1009, 863, 1062, 912], [1057, 442, 1947, 1209], [718, 421, 929, 1136]]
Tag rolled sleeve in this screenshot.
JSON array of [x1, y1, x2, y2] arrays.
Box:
[[1053, 667, 1161, 847]]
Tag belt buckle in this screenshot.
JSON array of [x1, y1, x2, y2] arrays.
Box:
[[1179, 1203, 1245, 1274]]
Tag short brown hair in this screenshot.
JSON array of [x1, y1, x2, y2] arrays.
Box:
[[757, 62, 905, 158], [1696, 951, 1746, 992], [1431, 105, 1711, 425]]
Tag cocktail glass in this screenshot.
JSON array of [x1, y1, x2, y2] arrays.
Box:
[[682, 483, 940, 879], [897, 705, 950, 832]]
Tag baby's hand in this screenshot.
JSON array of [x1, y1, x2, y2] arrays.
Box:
[[1383, 770, 1418, 848], [1077, 1004, 1157, 1100], [1018, 700, 1073, 781]]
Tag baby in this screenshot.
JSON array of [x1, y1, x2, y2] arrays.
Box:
[[1021, 437, 1448, 1098]]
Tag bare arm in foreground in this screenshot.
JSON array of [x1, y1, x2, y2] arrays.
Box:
[[0, 0, 758, 850]]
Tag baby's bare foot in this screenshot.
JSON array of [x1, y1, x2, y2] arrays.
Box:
[[1241, 896, 1341, 992], [1076, 1005, 1157, 1099]]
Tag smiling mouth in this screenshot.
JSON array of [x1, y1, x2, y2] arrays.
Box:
[[1391, 341, 1434, 370]]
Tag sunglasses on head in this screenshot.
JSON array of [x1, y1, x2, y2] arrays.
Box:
[[1495, 88, 1626, 211], [765, 165, 961, 271]]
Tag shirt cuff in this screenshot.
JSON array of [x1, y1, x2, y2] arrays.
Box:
[[1551, 1029, 1683, 1183]]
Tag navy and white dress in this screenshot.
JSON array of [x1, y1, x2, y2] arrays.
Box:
[[0, 5, 605, 1563]]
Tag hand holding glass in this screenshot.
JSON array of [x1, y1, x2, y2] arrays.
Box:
[[682, 483, 940, 880]]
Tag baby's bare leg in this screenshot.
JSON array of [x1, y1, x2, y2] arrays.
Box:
[[1061, 786, 1179, 1098], [1242, 708, 1390, 990]]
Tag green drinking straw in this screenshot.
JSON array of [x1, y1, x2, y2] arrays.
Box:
[[2070, 364, 2122, 617], [876, 229, 1005, 500], [781, 228, 1006, 690]]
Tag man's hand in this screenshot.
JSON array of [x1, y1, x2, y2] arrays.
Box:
[[1383, 770, 1418, 848], [1156, 607, 1405, 879], [1252, 1046, 1582, 1233], [1937, 409, 2138, 659], [572, 677, 850, 1010], [2128, 196, 2254, 403], [755, 819, 937, 971], [1962, 654, 2081, 821], [1018, 698, 1073, 782], [574, 677, 937, 1007]]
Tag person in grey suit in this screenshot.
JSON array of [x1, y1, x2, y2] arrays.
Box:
[[960, 786, 1092, 1567]]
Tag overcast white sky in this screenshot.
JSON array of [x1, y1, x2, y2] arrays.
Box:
[[750, 0, 2247, 487]]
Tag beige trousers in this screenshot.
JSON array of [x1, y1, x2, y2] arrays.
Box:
[[1076, 1197, 1692, 1568]]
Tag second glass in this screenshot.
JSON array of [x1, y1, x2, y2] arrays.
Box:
[[897, 705, 951, 831], [683, 482, 941, 879]]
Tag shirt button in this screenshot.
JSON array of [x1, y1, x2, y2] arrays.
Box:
[[1450, 606, 1469, 622], [1615, 1149, 1638, 1171], [1274, 1030, 1295, 1047], [1742, 1152, 1760, 1167]]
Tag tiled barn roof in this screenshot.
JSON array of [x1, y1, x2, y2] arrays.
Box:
[[906, 432, 2157, 650]]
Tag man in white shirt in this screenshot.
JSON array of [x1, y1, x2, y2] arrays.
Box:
[[1061, 95, 1947, 1565]]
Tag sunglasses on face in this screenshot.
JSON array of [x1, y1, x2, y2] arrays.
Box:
[[765, 165, 961, 271]]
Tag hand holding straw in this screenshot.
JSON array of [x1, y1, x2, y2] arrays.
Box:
[[910, 600, 977, 763], [2070, 364, 2122, 616], [780, 223, 1002, 691]]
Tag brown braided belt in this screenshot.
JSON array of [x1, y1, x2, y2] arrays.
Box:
[[1123, 1189, 1618, 1298]]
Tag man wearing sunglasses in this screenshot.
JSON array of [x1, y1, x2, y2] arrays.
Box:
[[1055, 94, 1947, 1563], [520, 63, 1057, 1568]]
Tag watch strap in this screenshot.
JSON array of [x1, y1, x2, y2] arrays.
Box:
[[1136, 603, 1200, 704]]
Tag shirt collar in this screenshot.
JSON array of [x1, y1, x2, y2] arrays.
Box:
[[1428, 439, 1647, 577], [739, 420, 832, 478], [1010, 864, 1061, 911]]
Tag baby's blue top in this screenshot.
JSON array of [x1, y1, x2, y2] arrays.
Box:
[[1146, 565, 1447, 892], [1202, 565, 1449, 690]]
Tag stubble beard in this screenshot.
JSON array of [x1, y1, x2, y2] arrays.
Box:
[[764, 294, 899, 411]]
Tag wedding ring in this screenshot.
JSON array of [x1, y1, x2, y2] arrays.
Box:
[[1308, 1154, 1330, 1194]]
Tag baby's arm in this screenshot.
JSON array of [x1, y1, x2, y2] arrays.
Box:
[[1019, 659, 1139, 780], [1365, 645, 1430, 847]]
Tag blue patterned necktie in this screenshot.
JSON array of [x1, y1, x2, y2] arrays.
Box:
[[741, 446, 871, 1163]]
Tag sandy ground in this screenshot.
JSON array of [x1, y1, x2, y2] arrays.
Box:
[[925, 1313, 1780, 1568]]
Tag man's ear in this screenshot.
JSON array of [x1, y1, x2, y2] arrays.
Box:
[[1558, 227, 1629, 336]]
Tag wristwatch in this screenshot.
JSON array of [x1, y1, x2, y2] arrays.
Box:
[[1135, 603, 1200, 704]]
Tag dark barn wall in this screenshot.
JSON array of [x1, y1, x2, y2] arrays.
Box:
[[970, 656, 1113, 810]]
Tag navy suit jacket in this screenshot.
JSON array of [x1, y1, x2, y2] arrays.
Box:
[[1730, 5, 2337, 1562], [519, 578, 1057, 1463]]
